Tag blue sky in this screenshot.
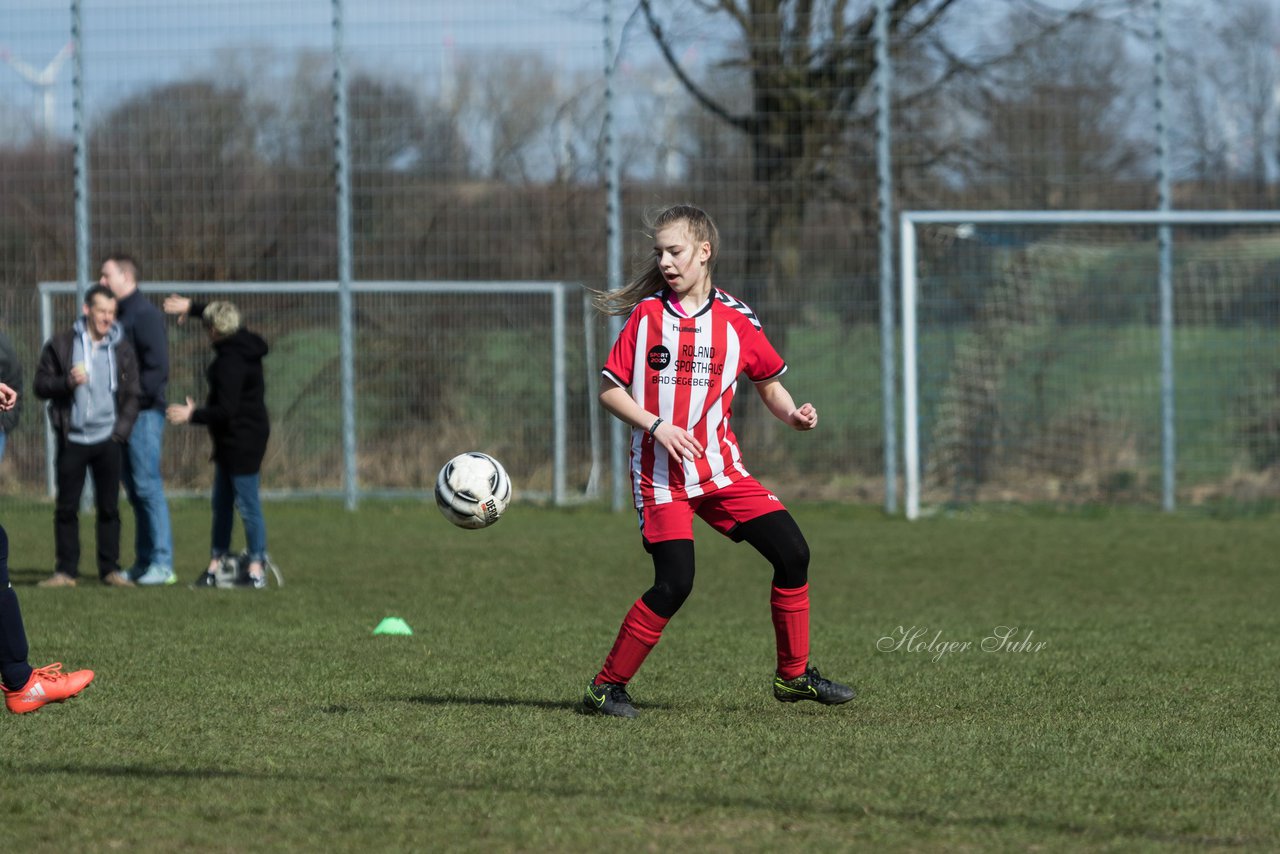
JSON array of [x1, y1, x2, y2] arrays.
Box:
[[0, 0, 624, 140]]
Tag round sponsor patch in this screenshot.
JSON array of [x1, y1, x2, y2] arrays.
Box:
[[647, 345, 671, 371]]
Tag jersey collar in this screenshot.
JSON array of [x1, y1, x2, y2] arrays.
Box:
[[662, 286, 716, 319]]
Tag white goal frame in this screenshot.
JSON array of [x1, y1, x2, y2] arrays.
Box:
[[900, 210, 1280, 520]]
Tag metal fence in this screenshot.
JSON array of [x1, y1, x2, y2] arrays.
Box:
[[33, 280, 599, 506], [2, 0, 1277, 513]]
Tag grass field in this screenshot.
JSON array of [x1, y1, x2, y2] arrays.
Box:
[[3, 499, 1278, 852]]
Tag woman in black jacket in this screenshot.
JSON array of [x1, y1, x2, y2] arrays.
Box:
[[165, 298, 273, 589]]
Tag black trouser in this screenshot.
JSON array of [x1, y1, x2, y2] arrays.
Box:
[[54, 438, 122, 579]]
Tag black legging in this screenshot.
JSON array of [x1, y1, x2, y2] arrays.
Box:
[[0, 523, 32, 690], [640, 510, 810, 619]]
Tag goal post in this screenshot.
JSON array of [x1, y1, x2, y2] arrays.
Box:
[[901, 211, 1280, 519], [38, 280, 603, 507]]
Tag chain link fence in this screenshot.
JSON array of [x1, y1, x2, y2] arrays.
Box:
[[2, 1, 1276, 512]]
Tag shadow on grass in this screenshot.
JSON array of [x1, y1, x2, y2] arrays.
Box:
[[3, 761, 1253, 847], [855, 807, 1252, 850], [10, 567, 56, 586], [5, 762, 311, 782], [397, 694, 674, 712]]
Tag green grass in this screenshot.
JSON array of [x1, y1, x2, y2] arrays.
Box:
[[3, 501, 1278, 852]]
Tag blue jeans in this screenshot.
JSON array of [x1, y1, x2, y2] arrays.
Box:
[[0, 429, 6, 463], [211, 465, 267, 563], [121, 409, 173, 569]]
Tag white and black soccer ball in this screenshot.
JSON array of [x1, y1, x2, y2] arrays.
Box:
[[434, 451, 512, 529]]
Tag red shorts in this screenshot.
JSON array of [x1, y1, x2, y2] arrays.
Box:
[[637, 476, 787, 544]]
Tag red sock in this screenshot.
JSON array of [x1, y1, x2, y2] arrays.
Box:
[[771, 584, 810, 680], [596, 599, 669, 686]]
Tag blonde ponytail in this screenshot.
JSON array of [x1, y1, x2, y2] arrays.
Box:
[[593, 204, 720, 316]]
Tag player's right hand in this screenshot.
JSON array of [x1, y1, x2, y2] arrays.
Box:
[[655, 422, 703, 460]]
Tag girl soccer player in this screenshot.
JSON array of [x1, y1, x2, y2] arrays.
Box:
[[0, 382, 95, 714], [583, 204, 855, 718]]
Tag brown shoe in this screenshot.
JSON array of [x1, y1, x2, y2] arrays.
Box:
[[100, 571, 135, 588], [38, 572, 78, 588]]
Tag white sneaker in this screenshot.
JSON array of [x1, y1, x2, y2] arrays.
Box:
[[135, 565, 176, 586]]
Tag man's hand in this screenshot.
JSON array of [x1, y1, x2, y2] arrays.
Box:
[[163, 294, 192, 324]]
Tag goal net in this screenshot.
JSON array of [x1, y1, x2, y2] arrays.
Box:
[[901, 212, 1280, 517]]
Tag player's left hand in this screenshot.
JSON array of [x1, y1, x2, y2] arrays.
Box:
[[0, 382, 16, 411], [788, 403, 817, 431]]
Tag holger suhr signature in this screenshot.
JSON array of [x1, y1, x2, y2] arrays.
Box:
[[877, 625, 1048, 662]]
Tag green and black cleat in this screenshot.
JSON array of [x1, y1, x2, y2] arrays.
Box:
[[773, 665, 856, 705], [582, 681, 639, 718]]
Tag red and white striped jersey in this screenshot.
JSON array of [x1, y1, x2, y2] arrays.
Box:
[[602, 287, 786, 508]]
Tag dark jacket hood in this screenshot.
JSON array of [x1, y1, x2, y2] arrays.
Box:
[[214, 329, 269, 361]]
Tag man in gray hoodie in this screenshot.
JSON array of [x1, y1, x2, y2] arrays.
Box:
[[34, 285, 141, 587]]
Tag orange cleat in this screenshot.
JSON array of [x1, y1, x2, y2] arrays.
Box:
[[4, 663, 95, 714]]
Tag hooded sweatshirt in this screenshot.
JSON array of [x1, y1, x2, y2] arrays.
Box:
[[190, 328, 271, 475], [68, 316, 124, 444], [33, 319, 140, 444]]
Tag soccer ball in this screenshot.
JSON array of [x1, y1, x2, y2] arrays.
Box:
[[434, 452, 512, 529]]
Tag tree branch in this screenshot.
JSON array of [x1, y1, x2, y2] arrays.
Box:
[[638, 0, 755, 134]]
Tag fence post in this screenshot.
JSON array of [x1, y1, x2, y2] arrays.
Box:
[[875, 0, 897, 514], [332, 0, 358, 511], [1154, 0, 1176, 512], [71, 0, 90, 301], [603, 0, 627, 512], [553, 284, 567, 505], [900, 216, 919, 521]]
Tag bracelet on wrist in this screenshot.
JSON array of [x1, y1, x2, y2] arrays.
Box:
[[648, 417, 664, 436]]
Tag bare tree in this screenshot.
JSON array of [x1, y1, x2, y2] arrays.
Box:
[[1167, 9, 1231, 183], [638, 0, 894, 305], [454, 52, 573, 183], [90, 81, 269, 280], [636, 0, 1140, 306], [955, 9, 1145, 208], [635, 0, 988, 308], [1165, 0, 1280, 201], [1217, 0, 1279, 190]]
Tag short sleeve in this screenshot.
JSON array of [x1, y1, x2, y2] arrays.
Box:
[[601, 307, 643, 388]]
